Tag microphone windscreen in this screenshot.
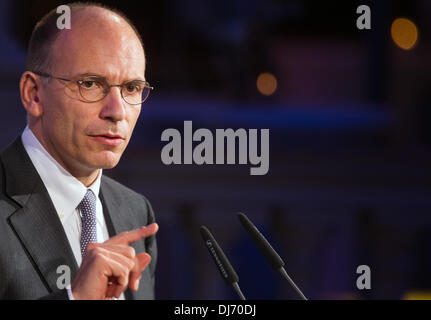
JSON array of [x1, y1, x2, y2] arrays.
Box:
[[200, 226, 239, 285], [238, 212, 285, 270]]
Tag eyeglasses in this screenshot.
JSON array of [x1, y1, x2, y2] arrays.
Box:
[[35, 72, 154, 105]]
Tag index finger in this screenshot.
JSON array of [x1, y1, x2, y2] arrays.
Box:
[[105, 223, 159, 246]]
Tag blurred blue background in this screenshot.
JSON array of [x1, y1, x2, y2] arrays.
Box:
[[1, 0, 431, 299]]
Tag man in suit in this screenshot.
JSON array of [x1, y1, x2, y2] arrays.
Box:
[[0, 3, 158, 299]]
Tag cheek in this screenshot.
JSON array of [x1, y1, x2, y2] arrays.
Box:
[[127, 107, 141, 133], [42, 102, 73, 140], [48, 104, 92, 149]]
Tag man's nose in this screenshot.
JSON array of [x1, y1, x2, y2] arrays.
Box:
[[99, 86, 126, 122]]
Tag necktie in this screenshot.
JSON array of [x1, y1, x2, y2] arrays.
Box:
[[78, 189, 97, 257]]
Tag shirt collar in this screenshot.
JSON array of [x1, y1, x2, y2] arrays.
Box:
[[21, 125, 102, 221]]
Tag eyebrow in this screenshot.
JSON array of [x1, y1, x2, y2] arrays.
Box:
[[74, 73, 146, 83]]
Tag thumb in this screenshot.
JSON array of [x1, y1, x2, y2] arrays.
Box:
[[129, 253, 151, 291], [136, 252, 151, 271]]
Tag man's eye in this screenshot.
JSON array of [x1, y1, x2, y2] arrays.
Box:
[[78, 80, 99, 89], [125, 84, 141, 93]]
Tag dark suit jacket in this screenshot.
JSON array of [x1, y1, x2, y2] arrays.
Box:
[[0, 137, 157, 300]]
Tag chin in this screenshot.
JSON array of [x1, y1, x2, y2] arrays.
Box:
[[91, 151, 122, 169]]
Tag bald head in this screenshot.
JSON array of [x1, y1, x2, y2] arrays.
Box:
[[49, 6, 146, 81], [26, 2, 145, 74]]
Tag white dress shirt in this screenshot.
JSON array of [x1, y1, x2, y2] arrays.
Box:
[[21, 126, 124, 300]]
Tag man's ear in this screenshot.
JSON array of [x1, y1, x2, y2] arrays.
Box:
[[20, 71, 44, 117]]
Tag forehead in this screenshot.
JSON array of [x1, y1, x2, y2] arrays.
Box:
[[50, 10, 146, 80]]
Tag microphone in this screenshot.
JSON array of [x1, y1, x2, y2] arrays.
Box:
[[200, 225, 246, 300], [237, 212, 308, 300]]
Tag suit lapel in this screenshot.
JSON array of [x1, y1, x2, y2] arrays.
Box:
[[99, 179, 142, 300], [1, 137, 79, 293], [100, 180, 128, 236]]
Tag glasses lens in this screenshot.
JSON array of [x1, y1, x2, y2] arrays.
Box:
[[122, 84, 151, 105], [78, 80, 105, 102]]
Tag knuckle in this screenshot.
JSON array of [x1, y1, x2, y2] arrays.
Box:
[[91, 246, 103, 256], [127, 247, 136, 258], [120, 266, 129, 279], [120, 230, 130, 238], [128, 258, 136, 270], [84, 246, 99, 261], [93, 252, 107, 264]]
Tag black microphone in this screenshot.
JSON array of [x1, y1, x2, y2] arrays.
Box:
[[200, 225, 246, 300], [237, 212, 307, 300]]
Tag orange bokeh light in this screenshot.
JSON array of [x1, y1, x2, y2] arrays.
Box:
[[257, 73, 277, 96], [391, 18, 419, 50]]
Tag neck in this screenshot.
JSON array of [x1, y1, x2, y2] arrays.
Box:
[[29, 124, 100, 187], [72, 169, 100, 187]]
